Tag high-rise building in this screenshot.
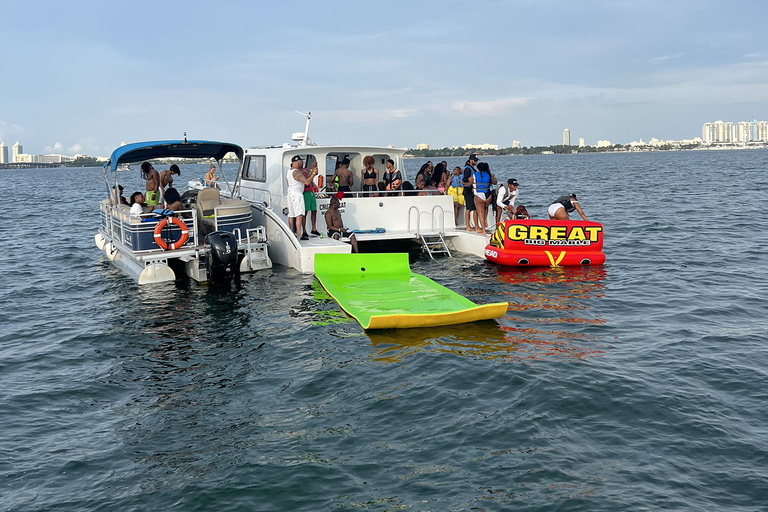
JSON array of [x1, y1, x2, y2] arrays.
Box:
[[0, 142, 7, 163], [702, 121, 735, 144], [512, 140, 521, 149], [563, 129, 570, 146], [579, 138, 585, 147], [12, 142, 22, 162]]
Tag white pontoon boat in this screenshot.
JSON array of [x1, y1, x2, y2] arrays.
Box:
[[96, 140, 271, 285]]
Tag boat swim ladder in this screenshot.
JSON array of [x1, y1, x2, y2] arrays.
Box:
[[407, 205, 452, 259]]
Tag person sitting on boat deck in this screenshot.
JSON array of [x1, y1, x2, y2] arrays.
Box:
[[287, 155, 315, 240], [548, 193, 589, 221], [301, 160, 321, 236], [360, 155, 380, 196], [447, 166, 464, 224], [160, 164, 181, 198], [332, 158, 354, 197], [415, 174, 429, 196], [140, 162, 162, 207], [163, 186, 184, 212], [416, 161, 433, 186], [129, 191, 153, 216], [496, 179, 519, 221], [462, 154, 479, 231], [431, 162, 448, 193], [325, 196, 358, 253], [401, 180, 416, 196], [382, 158, 402, 194], [205, 163, 219, 188], [112, 185, 129, 206]]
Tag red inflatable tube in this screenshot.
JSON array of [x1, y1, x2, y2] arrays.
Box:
[[485, 219, 605, 267]]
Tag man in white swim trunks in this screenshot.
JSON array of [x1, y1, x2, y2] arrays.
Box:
[[548, 193, 589, 221], [287, 155, 317, 240]]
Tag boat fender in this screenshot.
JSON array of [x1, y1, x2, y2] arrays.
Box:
[[153, 217, 190, 250]]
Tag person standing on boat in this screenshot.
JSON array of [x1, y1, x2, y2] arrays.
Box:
[[473, 162, 492, 233], [360, 155, 380, 196], [140, 162, 162, 207], [301, 160, 321, 236], [462, 154, 479, 231], [333, 158, 354, 197], [160, 164, 181, 197], [287, 155, 316, 240], [548, 193, 589, 221], [382, 159, 402, 194], [447, 166, 464, 224], [325, 196, 359, 253]]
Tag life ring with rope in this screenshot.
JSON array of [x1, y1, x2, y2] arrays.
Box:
[[153, 216, 190, 250]]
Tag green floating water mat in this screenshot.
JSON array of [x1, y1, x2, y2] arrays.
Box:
[[314, 253, 509, 329]]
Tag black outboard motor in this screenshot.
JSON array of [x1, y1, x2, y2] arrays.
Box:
[[204, 231, 238, 284]]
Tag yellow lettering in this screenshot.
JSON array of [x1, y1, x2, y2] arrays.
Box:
[[529, 226, 549, 240], [550, 226, 566, 240], [567, 227, 586, 240], [584, 226, 603, 242], [508, 225, 528, 241]]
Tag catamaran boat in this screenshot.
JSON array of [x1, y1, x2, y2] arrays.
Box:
[[221, 118, 489, 273], [96, 140, 271, 285]]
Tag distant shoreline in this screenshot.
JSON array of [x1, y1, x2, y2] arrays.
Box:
[[405, 143, 768, 158]]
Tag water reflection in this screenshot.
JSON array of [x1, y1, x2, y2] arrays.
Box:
[[495, 265, 608, 362], [367, 320, 508, 363]]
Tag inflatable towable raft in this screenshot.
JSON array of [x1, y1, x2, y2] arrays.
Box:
[[485, 219, 605, 266]]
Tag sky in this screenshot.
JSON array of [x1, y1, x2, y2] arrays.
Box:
[[1, 0, 767, 157]]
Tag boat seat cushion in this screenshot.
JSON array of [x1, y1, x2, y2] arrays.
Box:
[[196, 188, 220, 218]]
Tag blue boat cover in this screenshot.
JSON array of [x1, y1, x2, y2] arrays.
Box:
[[105, 140, 244, 171]]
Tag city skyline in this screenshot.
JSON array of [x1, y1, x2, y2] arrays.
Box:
[[1, 1, 767, 158], [3, 116, 766, 161]]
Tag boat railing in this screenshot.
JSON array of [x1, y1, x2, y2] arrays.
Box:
[[407, 205, 446, 236], [407, 206, 421, 235], [100, 202, 199, 253], [431, 205, 446, 234]]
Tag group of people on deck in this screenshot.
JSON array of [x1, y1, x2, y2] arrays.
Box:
[[420, 153, 590, 232], [325, 156, 403, 196], [286, 152, 591, 243]]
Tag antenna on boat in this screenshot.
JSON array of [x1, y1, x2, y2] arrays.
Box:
[[184, 132, 188, 143], [293, 111, 312, 147]]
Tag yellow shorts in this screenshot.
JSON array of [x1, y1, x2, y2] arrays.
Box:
[[447, 186, 464, 205]]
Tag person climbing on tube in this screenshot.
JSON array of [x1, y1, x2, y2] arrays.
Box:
[[548, 193, 589, 221]]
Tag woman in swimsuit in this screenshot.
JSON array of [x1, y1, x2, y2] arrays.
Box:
[[361, 155, 380, 196]]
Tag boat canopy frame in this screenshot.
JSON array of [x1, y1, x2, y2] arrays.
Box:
[[104, 140, 244, 172], [102, 139, 245, 206]]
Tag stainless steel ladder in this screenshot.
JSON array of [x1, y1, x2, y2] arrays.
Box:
[[408, 205, 453, 259]]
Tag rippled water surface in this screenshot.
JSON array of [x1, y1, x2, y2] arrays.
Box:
[[2, 150, 768, 511]]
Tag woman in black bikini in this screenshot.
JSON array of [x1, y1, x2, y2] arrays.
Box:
[[361, 155, 380, 196]]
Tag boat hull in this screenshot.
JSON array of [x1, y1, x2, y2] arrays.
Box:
[[485, 219, 605, 266]]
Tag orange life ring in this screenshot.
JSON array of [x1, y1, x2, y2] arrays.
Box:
[[153, 216, 189, 250]]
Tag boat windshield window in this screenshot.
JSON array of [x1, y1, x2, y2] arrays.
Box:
[[243, 155, 266, 182]]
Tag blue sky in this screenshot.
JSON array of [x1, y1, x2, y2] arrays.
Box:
[[1, 0, 767, 157]]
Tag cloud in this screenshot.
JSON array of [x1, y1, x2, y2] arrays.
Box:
[[0, 119, 26, 142], [650, 53, 684, 63], [450, 97, 530, 117], [44, 142, 64, 153]]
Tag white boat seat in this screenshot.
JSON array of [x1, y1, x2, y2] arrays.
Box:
[[196, 187, 220, 218]]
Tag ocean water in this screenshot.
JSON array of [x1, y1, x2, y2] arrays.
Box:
[[1, 150, 767, 511]]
